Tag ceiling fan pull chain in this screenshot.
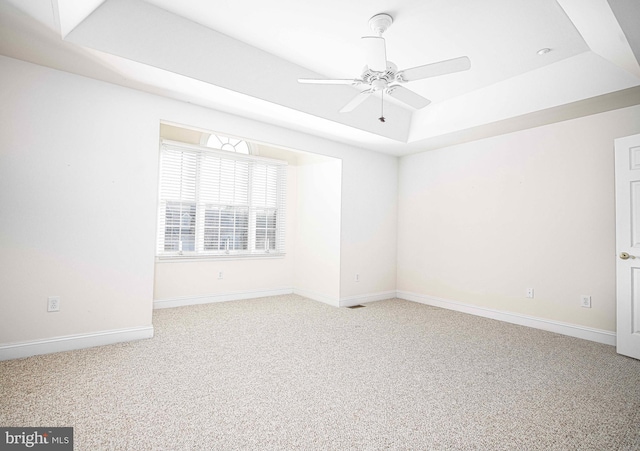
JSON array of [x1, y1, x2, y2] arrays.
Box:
[[379, 90, 386, 123]]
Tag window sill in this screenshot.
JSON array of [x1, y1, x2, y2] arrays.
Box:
[[155, 253, 286, 263]]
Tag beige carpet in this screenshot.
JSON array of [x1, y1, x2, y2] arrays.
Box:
[[1, 294, 639, 450]]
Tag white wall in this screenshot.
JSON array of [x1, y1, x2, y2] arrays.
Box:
[[397, 104, 640, 332], [0, 55, 398, 352], [0, 57, 158, 344], [294, 155, 342, 305], [339, 150, 398, 303]]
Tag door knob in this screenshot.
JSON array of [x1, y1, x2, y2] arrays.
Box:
[[620, 252, 634, 260]]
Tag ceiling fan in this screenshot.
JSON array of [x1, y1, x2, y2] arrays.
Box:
[[298, 13, 471, 120]]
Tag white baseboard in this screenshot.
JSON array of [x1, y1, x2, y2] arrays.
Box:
[[154, 287, 294, 309], [339, 290, 397, 307], [1, 291, 615, 361], [0, 326, 154, 361], [397, 291, 616, 346], [293, 288, 340, 307]]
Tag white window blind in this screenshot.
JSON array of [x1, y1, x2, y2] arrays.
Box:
[[156, 140, 287, 258]]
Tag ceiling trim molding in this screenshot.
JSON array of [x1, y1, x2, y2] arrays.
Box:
[[408, 85, 640, 154], [557, 0, 640, 77]]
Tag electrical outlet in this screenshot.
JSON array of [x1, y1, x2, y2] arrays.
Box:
[[581, 295, 591, 308], [218, 271, 223, 280], [355, 273, 360, 282], [526, 288, 534, 299], [47, 296, 60, 312]]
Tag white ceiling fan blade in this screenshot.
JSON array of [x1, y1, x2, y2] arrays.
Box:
[[387, 85, 431, 109], [399, 56, 471, 82], [361, 36, 387, 72], [340, 89, 373, 113], [298, 78, 361, 85]]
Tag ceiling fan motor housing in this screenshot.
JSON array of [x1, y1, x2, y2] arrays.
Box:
[[362, 62, 397, 87]]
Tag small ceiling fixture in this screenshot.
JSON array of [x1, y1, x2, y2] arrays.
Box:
[[298, 13, 471, 120], [537, 48, 552, 55]]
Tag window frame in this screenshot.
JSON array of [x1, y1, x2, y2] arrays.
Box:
[[156, 139, 287, 261]]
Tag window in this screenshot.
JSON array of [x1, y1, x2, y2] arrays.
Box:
[[203, 134, 251, 154], [156, 139, 287, 258]]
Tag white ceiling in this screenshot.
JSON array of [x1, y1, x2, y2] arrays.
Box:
[[1, 0, 639, 155]]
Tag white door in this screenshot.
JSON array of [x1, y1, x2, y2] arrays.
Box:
[[615, 132, 640, 360]]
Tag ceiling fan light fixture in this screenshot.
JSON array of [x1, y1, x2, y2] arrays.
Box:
[[371, 79, 387, 90]]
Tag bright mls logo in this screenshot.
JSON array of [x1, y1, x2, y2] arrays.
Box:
[[0, 428, 73, 450]]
